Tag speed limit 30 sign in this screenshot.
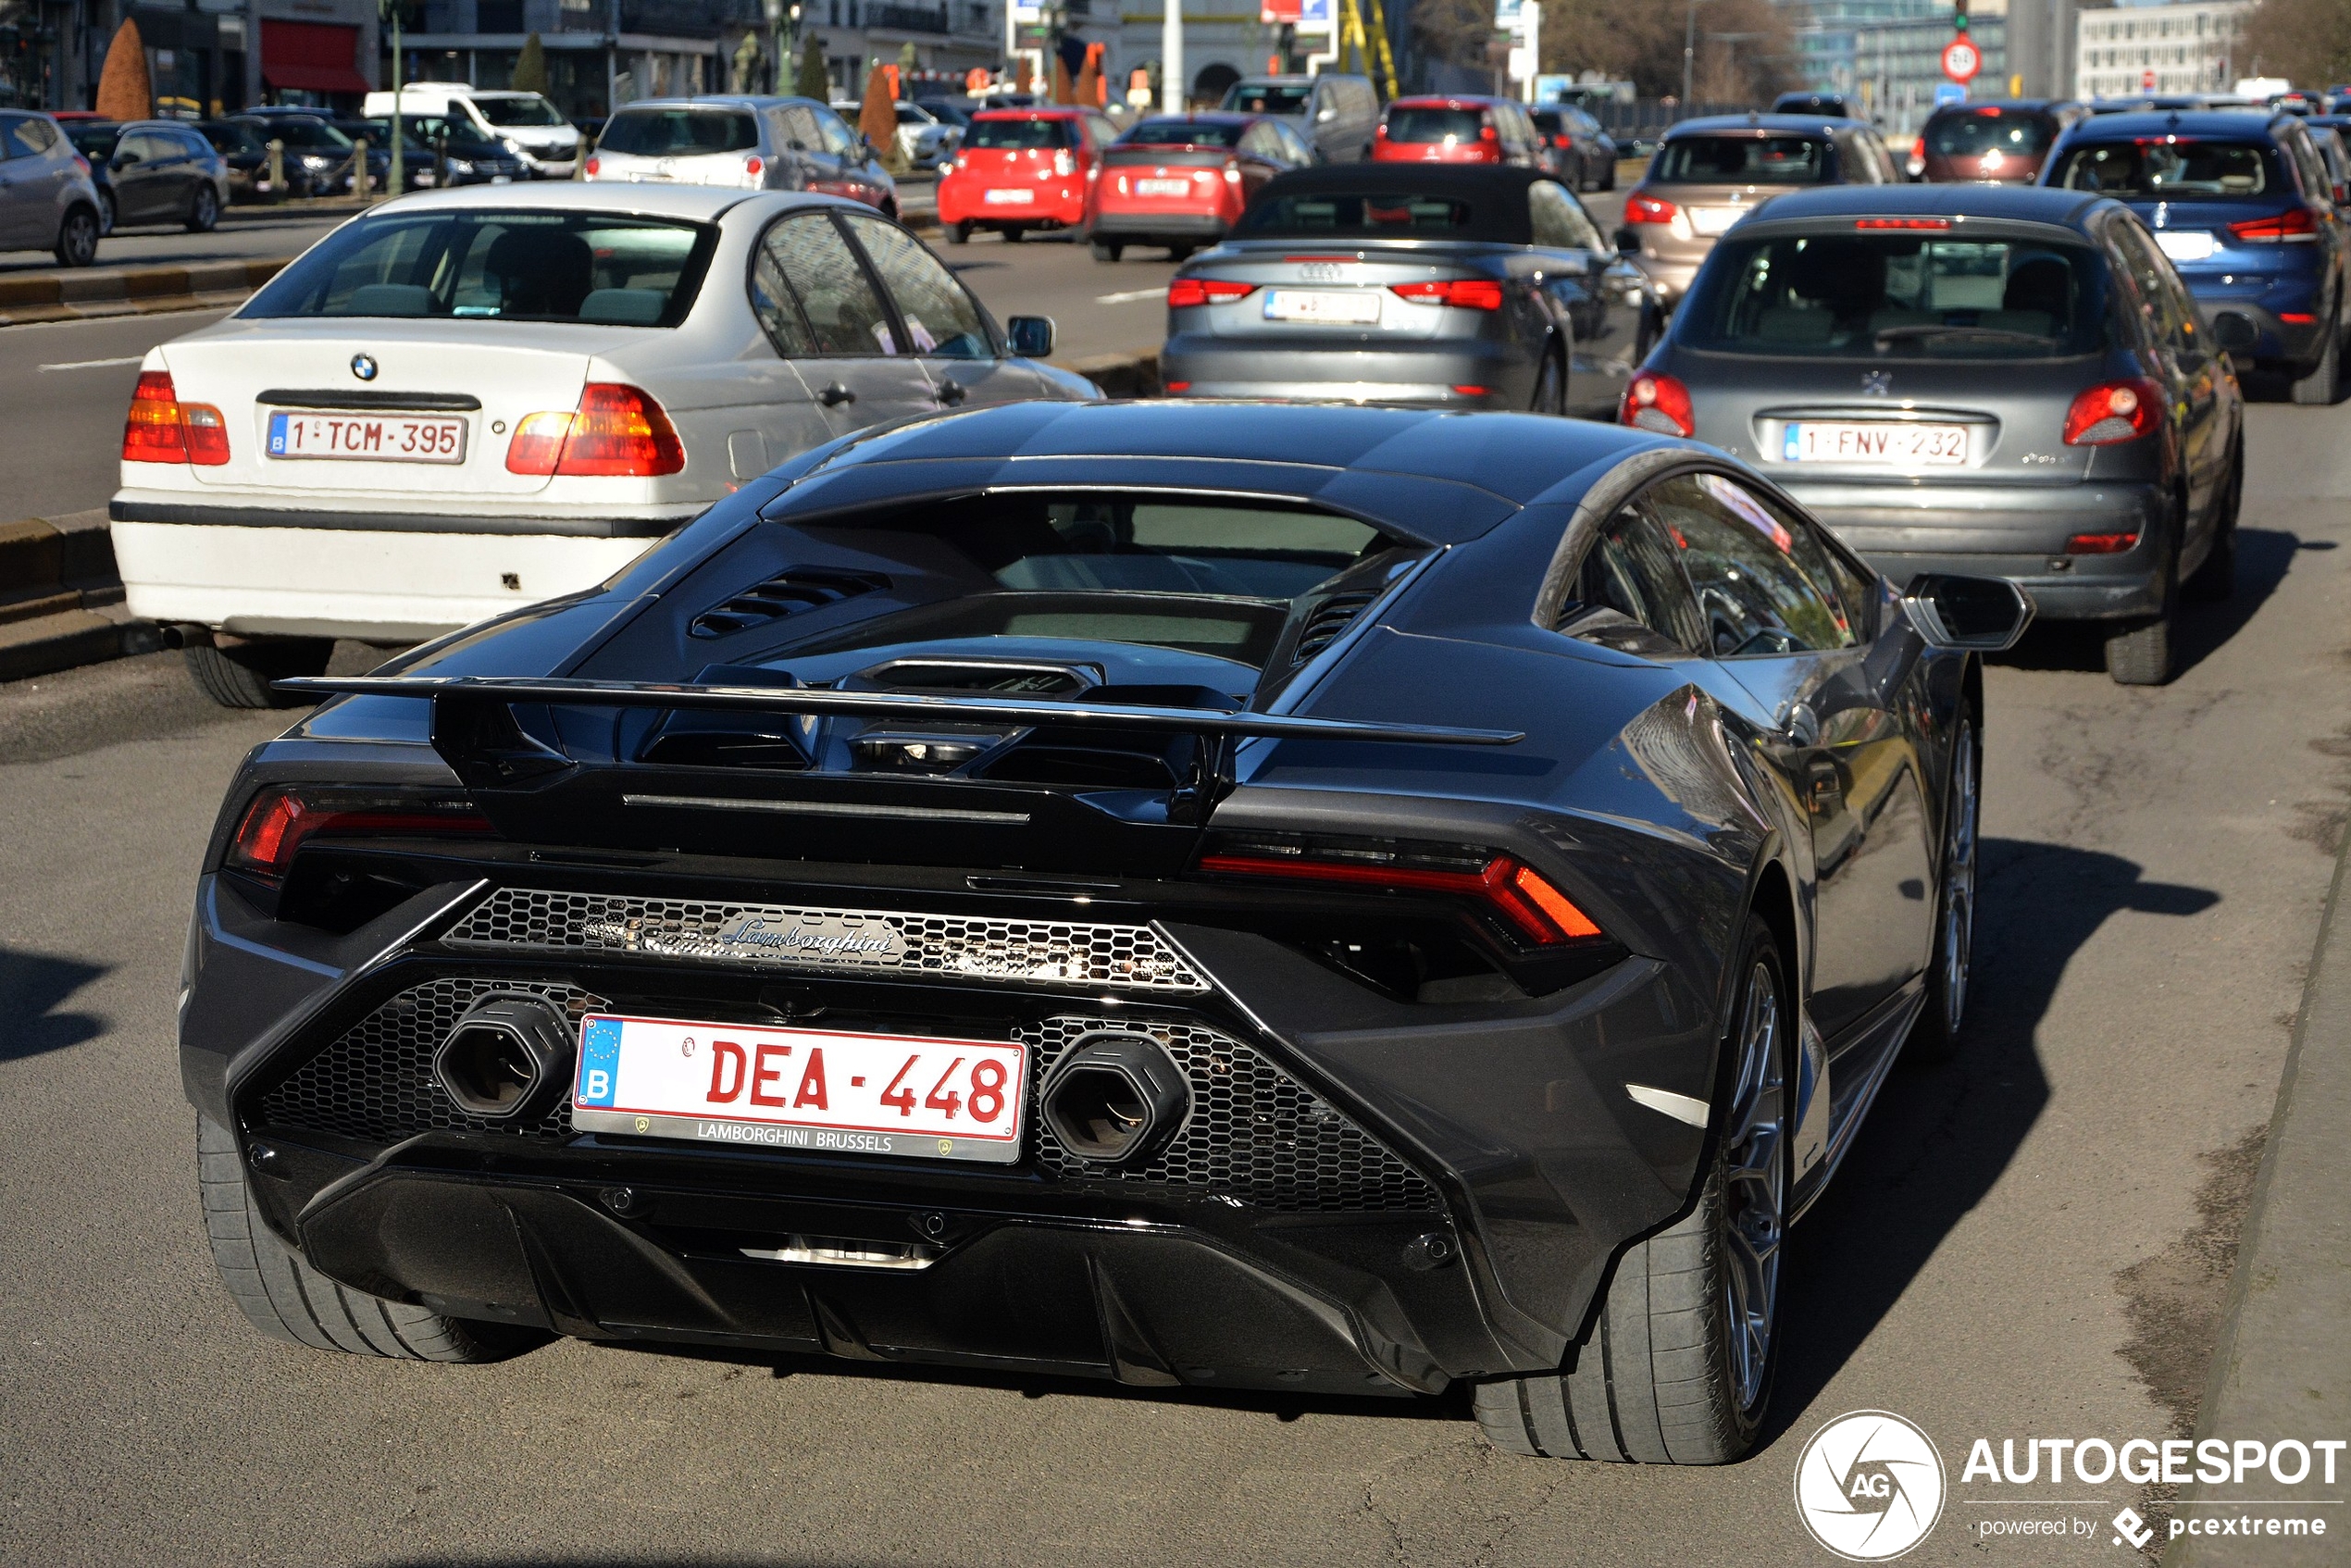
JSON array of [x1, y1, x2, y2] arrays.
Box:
[[1942, 36, 1981, 82]]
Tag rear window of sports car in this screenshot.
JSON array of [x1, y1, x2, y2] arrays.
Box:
[[241, 210, 719, 326], [795, 493, 1408, 666]]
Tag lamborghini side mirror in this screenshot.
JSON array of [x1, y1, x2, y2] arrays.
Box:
[[1902, 574, 2034, 652]]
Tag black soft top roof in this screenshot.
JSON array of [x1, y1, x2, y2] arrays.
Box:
[[1237, 164, 1560, 245]]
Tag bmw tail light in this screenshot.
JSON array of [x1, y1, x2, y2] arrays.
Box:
[[2227, 206, 2320, 243], [180, 404, 230, 466], [2062, 378, 2162, 445], [1624, 193, 1678, 224], [122, 370, 191, 463], [504, 383, 685, 477], [1390, 278, 1504, 310], [228, 787, 495, 884], [1196, 840, 1604, 947], [1621, 371, 1695, 436], [1167, 278, 1256, 307]]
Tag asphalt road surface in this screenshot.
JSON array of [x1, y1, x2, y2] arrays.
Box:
[[0, 204, 349, 277]]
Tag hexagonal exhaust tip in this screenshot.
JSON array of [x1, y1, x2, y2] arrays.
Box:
[[431, 993, 574, 1120], [1039, 1031, 1190, 1165]]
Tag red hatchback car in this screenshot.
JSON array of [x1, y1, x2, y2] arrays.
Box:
[[1373, 96, 1547, 168], [1912, 100, 2085, 184], [937, 106, 1119, 243], [1088, 112, 1317, 260]]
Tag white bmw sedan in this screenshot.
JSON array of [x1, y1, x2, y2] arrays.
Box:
[[111, 181, 1091, 705]]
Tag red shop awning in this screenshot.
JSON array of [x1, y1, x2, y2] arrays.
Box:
[[261, 20, 368, 95]]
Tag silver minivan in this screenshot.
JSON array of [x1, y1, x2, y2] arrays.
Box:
[[0, 111, 103, 266], [585, 95, 899, 216]]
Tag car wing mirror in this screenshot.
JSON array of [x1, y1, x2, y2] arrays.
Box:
[[1615, 228, 1641, 255], [1005, 314, 1055, 358], [2211, 310, 2259, 356], [1901, 573, 2034, 652]]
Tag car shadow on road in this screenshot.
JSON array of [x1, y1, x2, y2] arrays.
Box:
[[0, 947, 108, 1061], [1990, 527, 2313, 681], [1763, 837, 2220, 1449]]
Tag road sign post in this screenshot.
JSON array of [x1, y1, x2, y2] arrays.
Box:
[[1941, 35, 1980, 85]]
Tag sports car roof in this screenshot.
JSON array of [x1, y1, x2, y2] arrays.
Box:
[[757, 402, 1674, 544]]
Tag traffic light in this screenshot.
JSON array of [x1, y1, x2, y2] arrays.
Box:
[[1954, 0, 1969, 33]]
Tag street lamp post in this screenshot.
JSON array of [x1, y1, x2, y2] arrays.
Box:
[[1163, 0, 1183, 113], [379, 0, 404, 199]]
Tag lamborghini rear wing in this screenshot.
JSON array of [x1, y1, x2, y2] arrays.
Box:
[[276, 676, 1527, 747]]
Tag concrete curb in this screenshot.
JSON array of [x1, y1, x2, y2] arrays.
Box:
[[0, 508, 155, 682], [0, 257, 288, 327], [2163, 822, 2351, 1564], [1062, 347, 1159, 397]]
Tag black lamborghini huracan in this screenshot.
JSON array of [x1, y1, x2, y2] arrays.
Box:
[[181, 401, 2026, 1463]]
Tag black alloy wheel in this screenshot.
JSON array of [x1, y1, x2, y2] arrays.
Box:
[[54, 205, 97, 268], [183, 637, 332, 709], [1909, 710, 1979, 1063], [186, 182, 219, 233]]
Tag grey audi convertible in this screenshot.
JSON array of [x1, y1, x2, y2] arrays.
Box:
[[182, 401, 2022, 1462]]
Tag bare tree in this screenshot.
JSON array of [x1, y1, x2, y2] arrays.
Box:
[[2244, 0, 2351, 88]]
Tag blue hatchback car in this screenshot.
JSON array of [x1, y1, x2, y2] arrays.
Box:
[[2042, 110, 2351, 402]]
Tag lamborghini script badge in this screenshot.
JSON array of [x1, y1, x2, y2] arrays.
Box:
[[583, 912, 903, 964]]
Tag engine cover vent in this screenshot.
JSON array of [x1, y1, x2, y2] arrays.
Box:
[[1292, 591, 1376, 664], [688, 567, 890, 640]]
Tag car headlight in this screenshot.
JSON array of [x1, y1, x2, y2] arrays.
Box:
[[299, 154, 331, 168], [447, 157, 475, 173], [502, 137, 521, 154]]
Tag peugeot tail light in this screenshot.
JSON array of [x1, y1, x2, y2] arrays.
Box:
[[227, 786, 495, 884], [1389, 279, 1505, 310], [1196, 841, 1604, 947], [1166, 278, 1256, 307], [1621, 371, 1695, 436], [122, 370, 190, 463], [2227, 206, 2320, 243], [583, 155, 600, 177], [505, 383, 685, 477], [1624, 193, 1678, 224], [743, 153, 764, 180], [2062, 378, 2162, 445]]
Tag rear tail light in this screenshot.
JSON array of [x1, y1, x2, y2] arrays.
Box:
[[227, 787, 495, 883], [505, 383, 686, 477], [1624, 193, 1678, 224], [1053, 148, 1075, 176], [2227, 206, 2320, 243], [743, 153, 764, 180], [1390, 278, 1504, 310], [2062, 378, 2162, 445], [2281, 311, 2318, 324], [1167, 278, 1256, 307], [2066, 531, 2140, 554], [1375, 124, 1389, 142], [1197, 843, 1604, 946], [121, 370, 227, 465], [583, 155, 600, 177], [1223, 158, 1241, 183], [1621, 371, 1695, 436]]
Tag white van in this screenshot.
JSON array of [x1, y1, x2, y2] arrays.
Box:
[[363, 83, 580, 178]]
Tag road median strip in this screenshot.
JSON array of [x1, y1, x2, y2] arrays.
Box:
[[0, 509, 154, 681], [0, 257, 290, 327]]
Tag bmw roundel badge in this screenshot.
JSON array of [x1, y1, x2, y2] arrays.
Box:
[[351, 353, 379, 381]]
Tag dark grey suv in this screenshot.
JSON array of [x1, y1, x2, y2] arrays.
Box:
[[1622, 182, 2244, 684]]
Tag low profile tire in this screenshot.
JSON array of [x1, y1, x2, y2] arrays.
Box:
[[182, 637, 332, 709], [1907, 709, 1979, 1064], [186, 182, 219, 233], [54, 205, 97, 268], [198, 1116, 536, 1362], [2291, 317, 2341, 404], [1474, 921, 1789, 1464], [1532, 352, 1566, 415], [1091, 239, 1124, 262], [947, 218, 971, 244], [2185, 453, 2242, 604]]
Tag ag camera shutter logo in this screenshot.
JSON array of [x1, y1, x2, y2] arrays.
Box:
[[1794, 1410, 1947, 1561]]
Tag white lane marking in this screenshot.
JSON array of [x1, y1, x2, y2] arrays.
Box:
[[38, 355, 144, 371], [1094, 288, 1165, 305]]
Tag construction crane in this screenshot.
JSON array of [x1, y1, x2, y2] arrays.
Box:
[[1337, 0, 1399, 100]]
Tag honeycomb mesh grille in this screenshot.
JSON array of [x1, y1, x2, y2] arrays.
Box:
[[254, 976, 606, 1145], [1018, 1015, 1438, 1213], [444, 888, 1209, 994], [251, 978, 1437, 1213]]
